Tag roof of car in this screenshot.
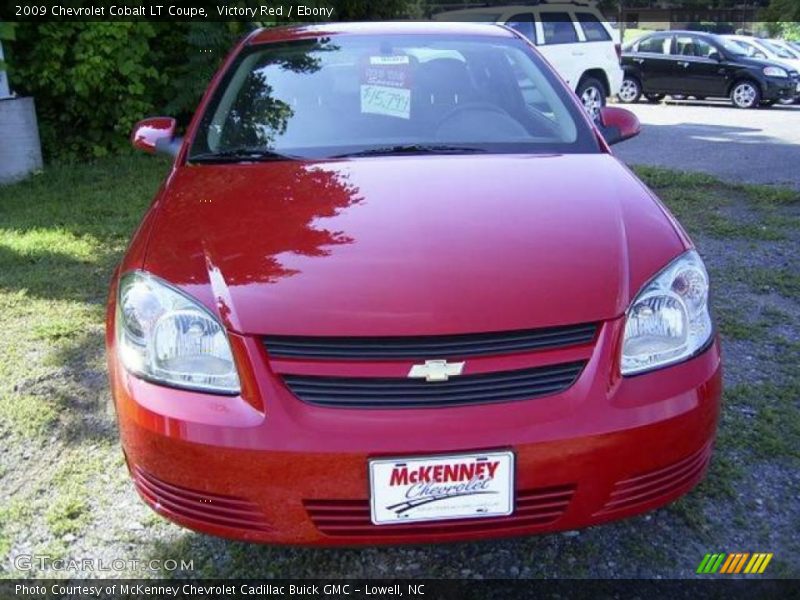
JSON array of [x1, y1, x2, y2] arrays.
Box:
[[248, 21, 515, 45], [435, 3, 597, 13], [644, 30, 716, 37]]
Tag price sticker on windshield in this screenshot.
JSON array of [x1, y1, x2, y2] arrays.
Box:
[[361, 55, 412, 119]]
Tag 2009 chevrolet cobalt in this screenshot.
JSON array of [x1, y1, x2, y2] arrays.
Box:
[[108, 22, 721, 544]]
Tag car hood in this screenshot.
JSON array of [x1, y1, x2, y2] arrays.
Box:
[[143, 154, 686, 336]]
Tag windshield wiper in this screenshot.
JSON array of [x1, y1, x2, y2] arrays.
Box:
[[188, 148, 299, 163], [331, 144, 487, 158]]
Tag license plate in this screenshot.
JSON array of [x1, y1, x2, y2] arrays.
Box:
[[369, 451, 514, 525]]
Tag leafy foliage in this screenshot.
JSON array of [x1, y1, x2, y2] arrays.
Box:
[[0, 21, 15, 72], [0, 22, 14, 40], [8, 20, 260, 158], [759, 0, 800, 38], [6, 1, 421, 159], [334, 0, 419, 19], [161, 22, 251, 119], [11, 23, 169, 158]]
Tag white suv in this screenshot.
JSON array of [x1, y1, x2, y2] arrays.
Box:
[[433, 2, 624, 118]]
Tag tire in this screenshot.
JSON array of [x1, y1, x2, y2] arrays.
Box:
[[617, 76, 641, 104], [730, 80, 761, 109], [577, 77, 606, 120], [644, 93, 665, 103]]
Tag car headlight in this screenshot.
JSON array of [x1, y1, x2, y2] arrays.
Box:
[[763, 66, 788, 78], [621, 250, 712, 376], [115, 271, 240, 394]]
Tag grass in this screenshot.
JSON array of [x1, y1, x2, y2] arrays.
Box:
[[715, 305, 794, 341], [737, 268, 800, 298], [0, 155, 169, 441], [633, 165, 799, 242], [46, 496, 89, 537], [724, 381, 800, 460], [0, 393, 58, 438], [668, 450, 744, 535], [0, 155, 169, 574], [0, 500, 29, 558], [0, 156, 798, 577]]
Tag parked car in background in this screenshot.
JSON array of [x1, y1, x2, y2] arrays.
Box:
[[766, 38, 800, 62], [721, 35, 800, 73], [433, 3, 623, 118], [112, 22, 722, 545], [619, 30, 800, 108]]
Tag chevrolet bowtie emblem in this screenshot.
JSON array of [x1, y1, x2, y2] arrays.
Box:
[[408, 360, 465, 382]]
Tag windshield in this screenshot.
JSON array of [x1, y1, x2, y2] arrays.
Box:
[[720, 39, 749, 56], [189, 34, 598, 160]]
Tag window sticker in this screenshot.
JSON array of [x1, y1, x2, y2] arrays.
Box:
[[360, 55, 412, 119], [369, 55, 410, 66]]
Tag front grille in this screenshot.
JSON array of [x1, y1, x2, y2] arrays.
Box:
[[595, 442, 712, 516], [132, 466, 272, 532], [305, 484, 575, 537], [264, 323, 597, 360], [282, 361, 585, 408]]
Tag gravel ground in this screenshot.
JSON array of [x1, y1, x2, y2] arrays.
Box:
[[0, 159, 798, 580]]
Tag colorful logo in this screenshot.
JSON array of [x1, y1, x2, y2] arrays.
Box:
[[697, 553, 773, 574]]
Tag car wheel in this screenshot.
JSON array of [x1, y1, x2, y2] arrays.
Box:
[[617, 77, 641, 104], [730, 81, 761, 109], [644, 93, 665, 103], [577, 78, 606, 120]]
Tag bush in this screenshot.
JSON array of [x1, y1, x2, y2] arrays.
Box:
[[11, 23, 166, 158], [161, 22, 250, 119], [9, 21, 250, 159], [8, 1, 419, 159]]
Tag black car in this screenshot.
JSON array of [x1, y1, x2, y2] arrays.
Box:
[[618, 30, 799, 108]]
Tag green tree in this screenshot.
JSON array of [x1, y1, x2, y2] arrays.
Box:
[[7, 0, 422, 158], [761, 0, 800, 37], [0, 21, 14, 73], [11, 23, 170, 157]]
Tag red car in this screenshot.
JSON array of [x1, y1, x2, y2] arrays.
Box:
[[108, 22, 721, 545]]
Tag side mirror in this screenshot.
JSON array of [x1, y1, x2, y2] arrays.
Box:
[[130, 117, 180, 156], [598, 106, 641, 145]]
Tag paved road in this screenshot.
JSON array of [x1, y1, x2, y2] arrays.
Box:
[[613, 99, 800, 189]]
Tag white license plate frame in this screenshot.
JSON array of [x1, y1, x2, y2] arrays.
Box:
[[368, 451, 514, 525]]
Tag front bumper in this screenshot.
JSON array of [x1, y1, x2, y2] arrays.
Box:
[[109, 317, 722, 546], [762, 76, 799, 101]]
